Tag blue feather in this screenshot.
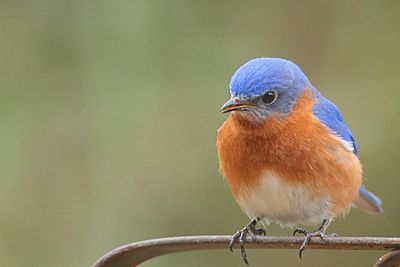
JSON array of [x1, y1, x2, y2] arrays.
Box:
[[230, 58, 308, 98], [359, 185, 383, 208], [312, 89, 359, 154], [312, 90, 383, 213]]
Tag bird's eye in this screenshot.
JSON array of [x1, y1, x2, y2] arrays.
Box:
[[262, 90, 278, 104]]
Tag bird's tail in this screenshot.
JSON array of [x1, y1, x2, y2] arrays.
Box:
[[353, 185, 383, 214]]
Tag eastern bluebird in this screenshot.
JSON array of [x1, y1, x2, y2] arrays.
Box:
[[217, 58, 383, 264]]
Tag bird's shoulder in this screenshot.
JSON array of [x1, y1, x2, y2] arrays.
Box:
[[312, 91, 359, 154]]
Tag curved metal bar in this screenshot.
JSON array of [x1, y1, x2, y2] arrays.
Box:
[[92, 235, 400, 267], [374, 249, 400, 267]]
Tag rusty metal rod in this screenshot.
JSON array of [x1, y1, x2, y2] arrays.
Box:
[[92, 235, 400, 267]]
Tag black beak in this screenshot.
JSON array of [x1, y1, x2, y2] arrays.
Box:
[[220, 98, 256, 113]]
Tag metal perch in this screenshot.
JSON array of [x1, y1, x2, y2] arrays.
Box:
[[92, 235, 400, 267]]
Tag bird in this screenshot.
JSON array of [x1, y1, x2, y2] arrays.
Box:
[[216, 57, 383, 264]]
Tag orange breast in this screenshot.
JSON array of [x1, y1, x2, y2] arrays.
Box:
[[217, 90, 362, 216]]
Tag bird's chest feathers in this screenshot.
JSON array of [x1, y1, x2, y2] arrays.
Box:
[[217, 93, 358, 200], [217, 114, 312, 196]]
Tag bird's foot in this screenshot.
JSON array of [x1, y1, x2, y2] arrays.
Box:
[[293, 227, 337, 258], [229, 217, 266, 265]]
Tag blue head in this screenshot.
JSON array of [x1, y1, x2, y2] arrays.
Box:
[[221, 58, 312, 118]]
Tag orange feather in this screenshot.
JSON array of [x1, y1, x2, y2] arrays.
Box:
[[217, 89, 362, 217]]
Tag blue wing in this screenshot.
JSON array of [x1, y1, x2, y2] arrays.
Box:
[[312, 92, 359, 154], [312, 89, 382, 214]]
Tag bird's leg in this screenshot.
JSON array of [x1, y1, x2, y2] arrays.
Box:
[[293, 218, 337, 258], [229, 217, 266, 265]]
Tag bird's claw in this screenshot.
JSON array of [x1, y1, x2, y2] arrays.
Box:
[[293, 227, 337, 258], [229, 218, 266, 265]]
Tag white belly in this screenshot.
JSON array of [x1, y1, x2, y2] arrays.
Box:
[[236, 172, 333, 228]]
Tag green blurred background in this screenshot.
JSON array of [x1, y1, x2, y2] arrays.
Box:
[[1, 1, 399, 266]]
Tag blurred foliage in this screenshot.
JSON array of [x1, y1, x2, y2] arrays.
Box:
[[0, 1, 399, 266]]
